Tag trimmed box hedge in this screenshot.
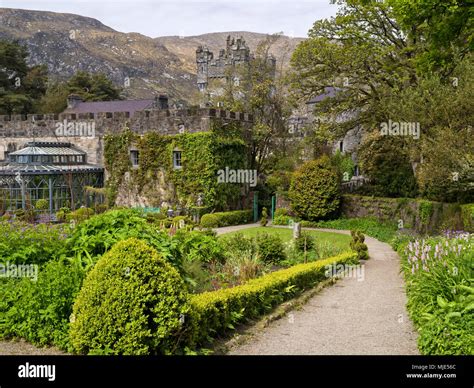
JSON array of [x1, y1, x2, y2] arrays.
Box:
[[188, 251, 357, 346], [200, 209, 253, 228]]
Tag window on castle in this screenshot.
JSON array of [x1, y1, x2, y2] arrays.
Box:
[[173, 151, 182, 169], [339, 141, 344, 153], [130, 150, 139, 167]]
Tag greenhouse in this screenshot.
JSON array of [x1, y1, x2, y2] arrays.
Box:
[[0, 142, 104, 215]]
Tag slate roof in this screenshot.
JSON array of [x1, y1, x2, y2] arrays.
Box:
[[63, 99, 155, 115], [306, 87, 341, 104]]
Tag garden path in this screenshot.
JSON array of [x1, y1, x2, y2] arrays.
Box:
[[221, 226, 419, 355]]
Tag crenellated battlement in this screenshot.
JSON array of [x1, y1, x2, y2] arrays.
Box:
[[0, 108, 253, 124]]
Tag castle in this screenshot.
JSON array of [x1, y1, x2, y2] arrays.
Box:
[[196, 35, 276, 95]]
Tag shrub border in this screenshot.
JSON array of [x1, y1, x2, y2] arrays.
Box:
[[188, 251, 357, 346]]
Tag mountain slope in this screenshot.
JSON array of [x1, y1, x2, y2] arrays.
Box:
[[0, 8, 304, 103]]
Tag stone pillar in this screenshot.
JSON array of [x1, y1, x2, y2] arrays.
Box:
[[293, 222, 301, 239]]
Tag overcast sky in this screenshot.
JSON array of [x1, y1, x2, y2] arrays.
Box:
[[1, 0, 339, 38]]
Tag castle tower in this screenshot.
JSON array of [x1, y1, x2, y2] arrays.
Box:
[[196, 35, 274, 97], [196, 45, 213, 93]]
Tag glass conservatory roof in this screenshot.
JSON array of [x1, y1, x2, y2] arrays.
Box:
[[0, 142, 103, 175], [9, 145, 85, 156]]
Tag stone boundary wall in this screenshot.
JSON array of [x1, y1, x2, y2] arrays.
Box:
[[341, 194, 464, 233], [276, 193, 472, 233]]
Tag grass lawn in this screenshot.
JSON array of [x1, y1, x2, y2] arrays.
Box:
[[220, 226, 351, 251]]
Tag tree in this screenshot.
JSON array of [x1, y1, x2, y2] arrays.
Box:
[[0, 40, 48, 114], [37, 81, 68, 113], [387, 0, 473, 75], [290, 1, 414, 138], [358, 132, 418, 198], [289, 156, 340, 220], [67, 71, 122, 102]]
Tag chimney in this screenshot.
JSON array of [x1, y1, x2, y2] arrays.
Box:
[[67, 94, 83, 109], [155, 95, 169, 109]]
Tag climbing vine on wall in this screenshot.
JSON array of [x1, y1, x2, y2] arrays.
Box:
[[104, 127, 248, 210]]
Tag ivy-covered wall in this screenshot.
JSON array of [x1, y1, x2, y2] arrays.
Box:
[[104, 125, 249, 211], [341, 194, 468, 233]]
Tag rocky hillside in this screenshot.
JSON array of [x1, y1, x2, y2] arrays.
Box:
[[0, 8, 304, 104]]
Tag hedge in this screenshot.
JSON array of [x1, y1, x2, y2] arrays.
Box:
[[460, 204, 474, 232], [188, 251, 357, 345], [200, 210, 253, 228]]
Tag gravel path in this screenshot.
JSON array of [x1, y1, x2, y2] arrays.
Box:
[[228, 228, 419, 355], [0, 339, 65, 355]]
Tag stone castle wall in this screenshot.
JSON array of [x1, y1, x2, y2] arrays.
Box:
[[0, 108, 253, 165]]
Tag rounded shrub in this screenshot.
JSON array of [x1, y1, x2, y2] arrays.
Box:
[[255, 233, 285, 264], [289, 156, 340, 221], [70, 238, 191, 355], [67, 207, 94, 223], [35, 199, 49, 211]]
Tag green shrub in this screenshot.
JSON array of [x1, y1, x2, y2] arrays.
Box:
[[288, 156, 340, 221], [294, 232, 315, 253], [171, 215, 194, 229], [14, 208, 35, 222], [350, 230, 369, 260], [67, 207, 94, 223], [70, 238, 191, 355], [460, 204, 474, 232], [173, 229, 223, 264], [0, 221, 70, 265], [145, 212, 166, 224], [0, 258, 85, 351], [260, 207, 268, 227], [274, 208, 289, 218], [66, 209, 183, 271], [255, 233, 285, 264], [189, 252, 357, 346], [273, 215, 294, 225], [56, 207, 70, 222], [94, 204, 108, 214], [219, 233, 256, 256], [200, 210, 253, 228], [35, 199, 49, 211], [419, 200, 434, 225], [358, 133, 418, 197]]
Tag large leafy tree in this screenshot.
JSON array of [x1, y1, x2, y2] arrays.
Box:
[[291, 1, 473, 201], [387, 0, 473, 75], [0, 40, 48, 115], [66, 71, 122, 102], [290, 1, 414, 138]]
